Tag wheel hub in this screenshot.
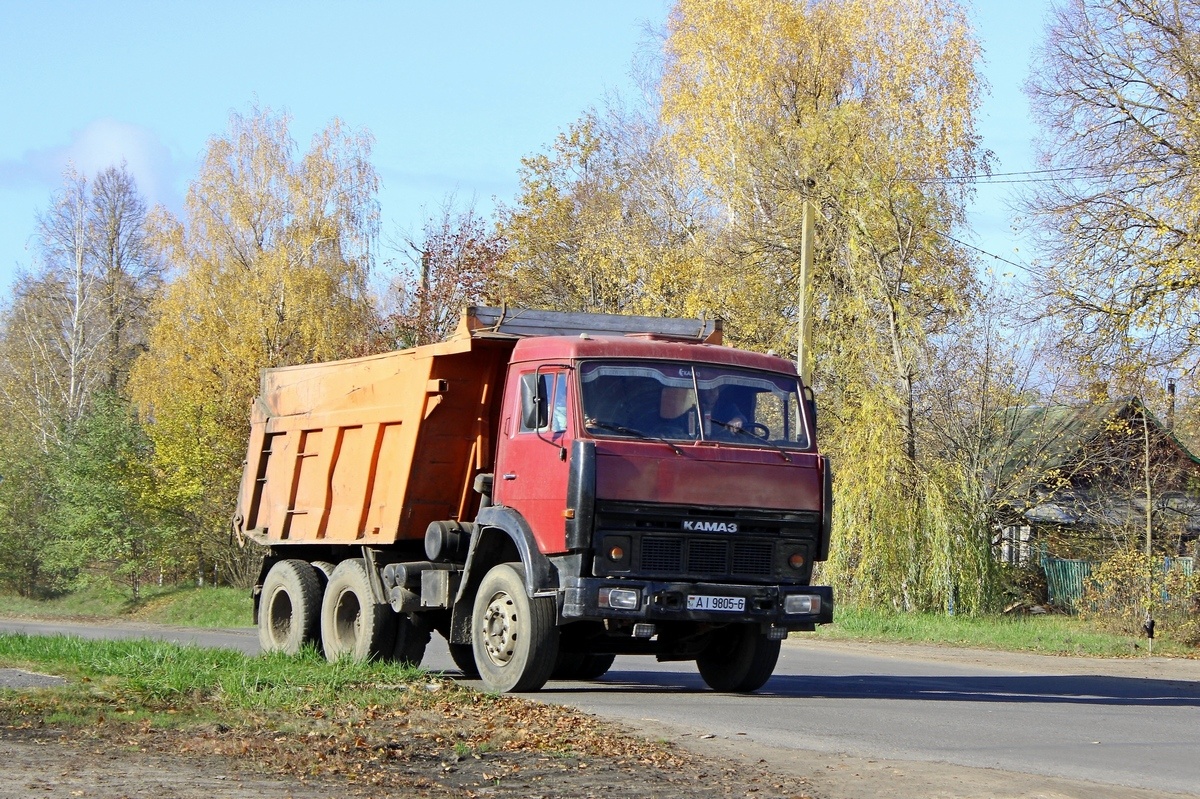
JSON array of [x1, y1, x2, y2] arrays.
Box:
[[481, 590, 518, 666]]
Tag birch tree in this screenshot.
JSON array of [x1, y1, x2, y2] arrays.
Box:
[[382, 199, 506, 348], [496, 109, 716, 319], [129, 106, 380, 585], [0, 165, 158, 445], [12, 170, 105, 437], [1025, 0, 1200, 378], [89, 165, 163, 391]]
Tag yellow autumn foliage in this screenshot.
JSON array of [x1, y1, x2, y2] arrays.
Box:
[[496, 112, 717, 321], [658, 0, 992, 610], [129, 107, 379, 579]]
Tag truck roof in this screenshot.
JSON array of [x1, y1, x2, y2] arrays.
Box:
[[507, 334, 800, 377]]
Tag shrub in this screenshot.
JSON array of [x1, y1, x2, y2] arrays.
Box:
[[1079, 549, 1198, 645]]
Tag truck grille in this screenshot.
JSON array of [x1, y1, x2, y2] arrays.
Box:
[[732, 541, 774, 574], [594, 502, 819, 583], [642, 537, 683, 572], [641, 538, 776, 578]]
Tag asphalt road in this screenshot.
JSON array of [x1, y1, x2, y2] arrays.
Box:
[[2, 617, 1198, 796]]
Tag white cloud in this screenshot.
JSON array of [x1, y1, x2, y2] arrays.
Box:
[[0, 119, 184, 212]]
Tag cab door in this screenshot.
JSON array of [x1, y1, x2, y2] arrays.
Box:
[[493, 365, 573, 554]]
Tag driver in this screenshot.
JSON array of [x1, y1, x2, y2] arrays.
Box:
[[701, 386, 750, 438], [654, 386, 699, 439]]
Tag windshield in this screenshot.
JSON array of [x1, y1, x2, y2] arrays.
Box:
[[578, 360, 811, 449]]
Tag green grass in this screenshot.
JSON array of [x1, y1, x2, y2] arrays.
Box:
[[0, 632, 663, 787], [130, 586, 252, 628], [815, 604, 1194, 658], [0, 584, 252, 628], [0, 583, 132, 618], [0, 633, 429, 721]]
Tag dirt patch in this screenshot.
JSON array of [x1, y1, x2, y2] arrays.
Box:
[[0, 724, 813, 799], [1, 727, 332, 799], [5, 719, 1194, 799]]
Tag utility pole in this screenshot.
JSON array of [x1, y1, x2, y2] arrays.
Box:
[[797, 202, 815, 385], [1142, 406, 1154, 656]]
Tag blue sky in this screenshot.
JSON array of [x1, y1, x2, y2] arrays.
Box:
[[0, 1, 1050, 293]]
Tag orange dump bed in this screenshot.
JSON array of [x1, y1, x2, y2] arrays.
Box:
[[233, 332, 513, 547], [232, 306, 722, 548]]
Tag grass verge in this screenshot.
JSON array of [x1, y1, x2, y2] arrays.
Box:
[[0, 584, 251, 628], [815, 604, 1193, 658], [0, 633, 699, 795]]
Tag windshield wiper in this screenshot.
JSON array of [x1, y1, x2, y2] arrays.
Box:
[[585, 418, 684, 456], [710, 419, 792, 462]]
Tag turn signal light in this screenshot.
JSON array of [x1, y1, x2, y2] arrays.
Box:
[[788, 552, 807, 569], [600, 536, 631, 569]]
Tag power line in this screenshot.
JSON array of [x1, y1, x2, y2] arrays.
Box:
[[943, 234, 1034, 274], [915, 156, 1186, 186]]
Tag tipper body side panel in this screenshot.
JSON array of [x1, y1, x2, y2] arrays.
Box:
[[235, 336, 512, 546]]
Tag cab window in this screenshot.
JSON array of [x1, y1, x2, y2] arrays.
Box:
[[519, 371, 567, 433]]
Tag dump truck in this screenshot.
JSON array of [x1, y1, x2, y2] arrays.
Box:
[[233, 306, 833, 693]]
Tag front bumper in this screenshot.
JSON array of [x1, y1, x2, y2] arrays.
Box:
[[560, 576, 833, 629]]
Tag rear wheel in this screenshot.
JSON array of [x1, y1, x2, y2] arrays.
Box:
[[696, 624, 780, 693], [320, 559, 397, 662], [472, 563, 558, 693], [387, 615, 430, 666], [311, 560, 335, 585], [258, 559, 322, 655], [447, 642, 480, 678]]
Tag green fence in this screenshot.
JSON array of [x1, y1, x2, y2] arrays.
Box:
[[1042, 556, 1194, 612], [1042, 558, 1095, 611]]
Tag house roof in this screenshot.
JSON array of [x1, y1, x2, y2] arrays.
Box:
[[988, 397, 1200, 514]]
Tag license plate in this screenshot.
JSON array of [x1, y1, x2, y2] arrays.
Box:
[[687, 595, 745, 612]]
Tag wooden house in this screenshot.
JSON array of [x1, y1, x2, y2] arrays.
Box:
[[986, 398, 1200, 564]]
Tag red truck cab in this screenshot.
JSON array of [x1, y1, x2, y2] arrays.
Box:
[[478, 333, 832, 689]]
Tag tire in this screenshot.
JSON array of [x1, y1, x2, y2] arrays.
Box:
[[575, 653, 616, 681], [696, 624, 781, 693], [258, 559, 323, 655], [551, 651, 586, 679], [472, 563, 559, 693], [320, 559, 397, 662], [447, 642, 480, 678], [311, 560, 335, 586], [387, 615, 430, 666], [551, 651, 614, 681]]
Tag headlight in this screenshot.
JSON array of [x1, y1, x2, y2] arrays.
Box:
[[784, 594, 820, 615], [598, 586, 640, 610]]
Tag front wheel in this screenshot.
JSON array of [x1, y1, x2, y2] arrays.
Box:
[[696, 624, 780, 692], [472, 563, 559, 693]]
